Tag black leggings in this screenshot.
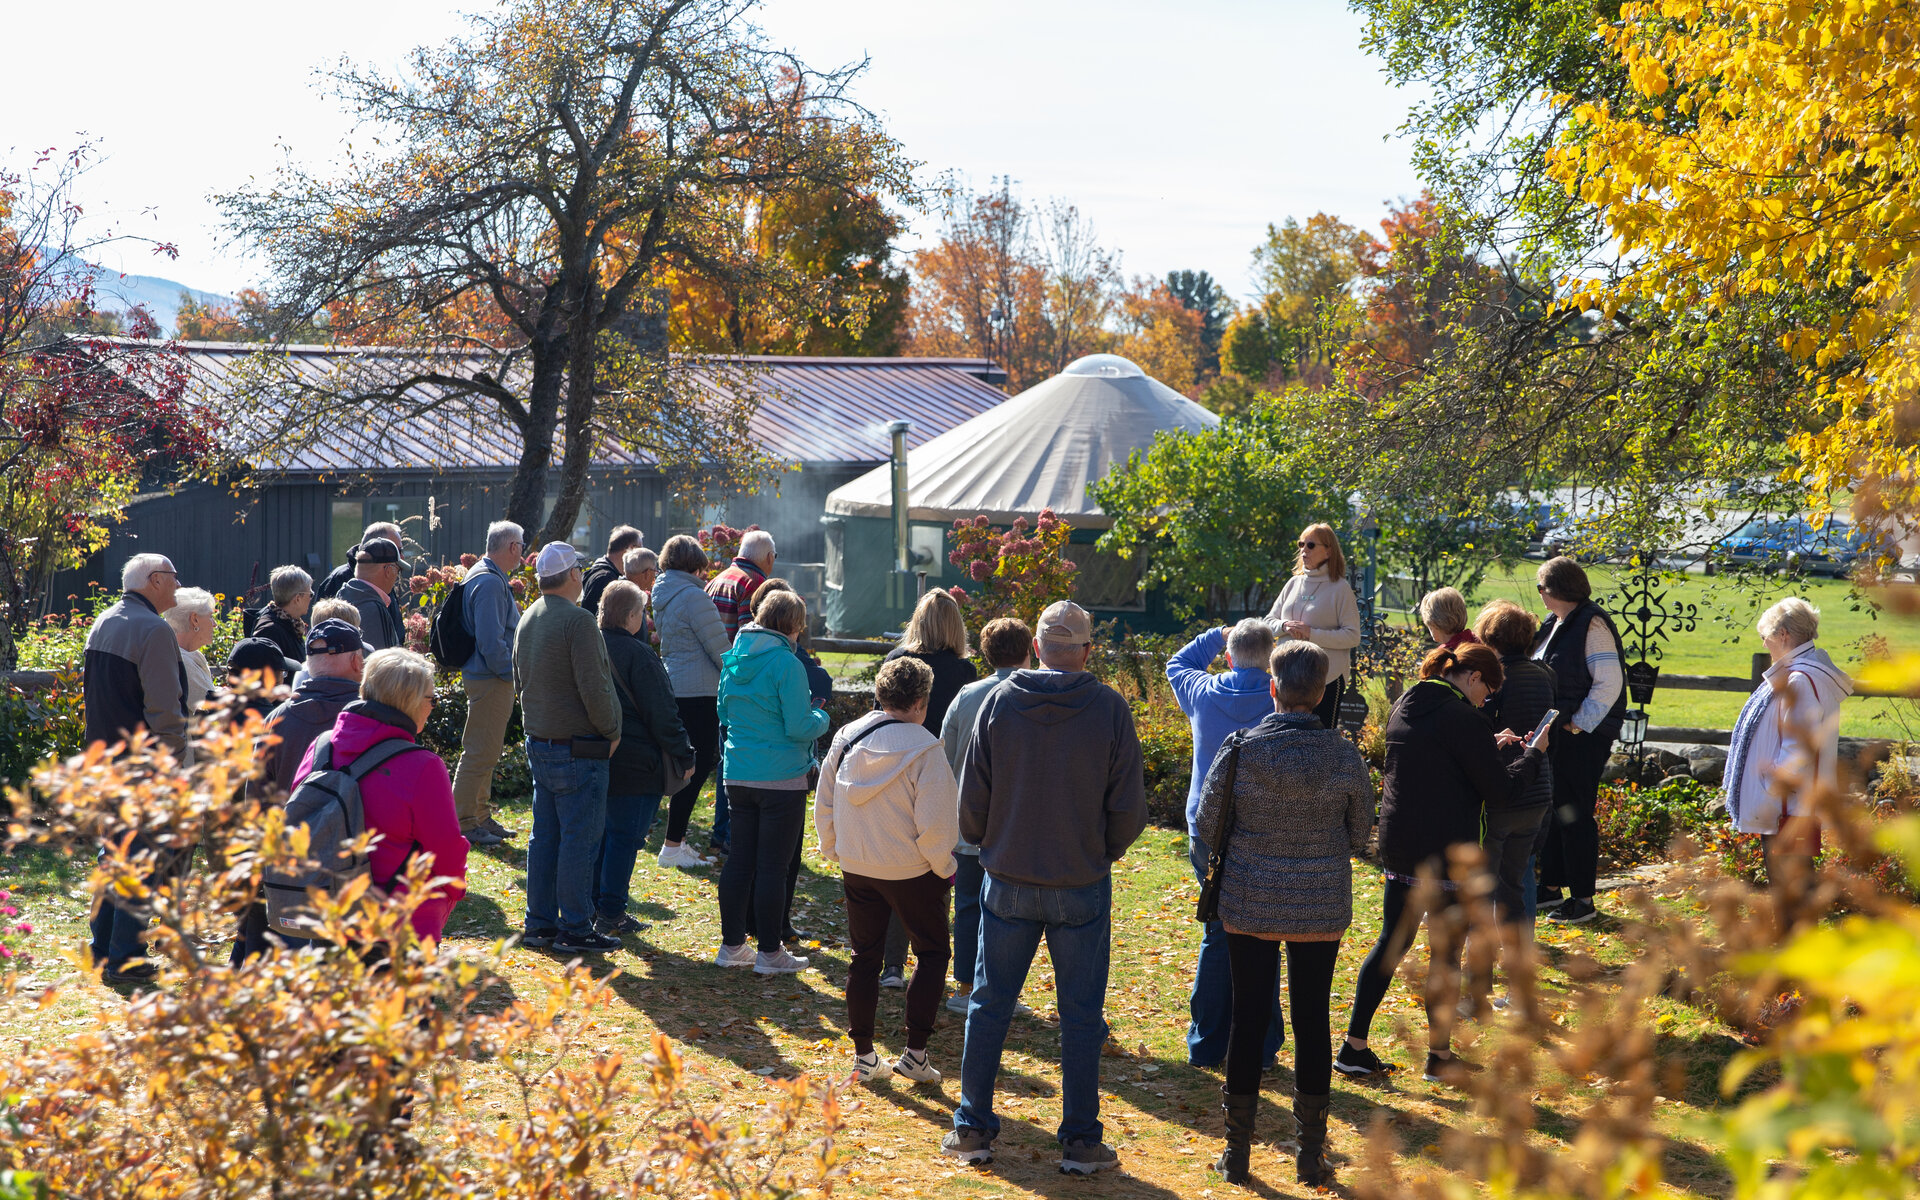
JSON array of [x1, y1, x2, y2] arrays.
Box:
[[1540, 730, 1610, 899], [1347, 876, 1462, 1049], [665, 696, 721, 842], [717, 786, 809, 952], [1225, 935, 1339, 1096], [1313, 674, 1348, 731]]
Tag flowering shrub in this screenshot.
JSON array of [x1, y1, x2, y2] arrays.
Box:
[[2, 702, 848, 1196], [696, 523, 758, 581], [18, 586, 247, 673], [1595, 777, 1722, 868], [0, 674, 84, 789], [944, 508, 1078, 628]]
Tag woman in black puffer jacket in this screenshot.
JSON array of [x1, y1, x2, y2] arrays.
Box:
[[1336, 644, 1547, 1086], [1474, 601, 1557, 926]]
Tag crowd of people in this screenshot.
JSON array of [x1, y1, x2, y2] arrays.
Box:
[[71, 513, 1849, 1185]]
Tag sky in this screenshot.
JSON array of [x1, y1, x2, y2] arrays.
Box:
[[3, 0, 1425, 305]]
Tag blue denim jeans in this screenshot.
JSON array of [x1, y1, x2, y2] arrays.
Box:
[[1187, 836, 1283, 1068], [525, 741, 610, 936], [88, 838, 187, 969], [595, 792, 663, 919], [952, 852, 985, 989], [956, 873, 1112, 1146]]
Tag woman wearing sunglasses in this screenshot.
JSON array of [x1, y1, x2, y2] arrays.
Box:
[[1263, 523, 1361, 730]]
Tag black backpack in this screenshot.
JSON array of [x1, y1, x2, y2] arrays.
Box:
[[263, 730, 422, 937], [428, 575, 475, 669]]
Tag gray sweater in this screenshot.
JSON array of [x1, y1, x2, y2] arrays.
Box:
[[651, 569, 730, 698], [958, 668, 1148, 889], [1193, 711, 1373, 939]]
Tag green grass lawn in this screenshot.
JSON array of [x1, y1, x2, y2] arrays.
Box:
[[1454, 567, 1918, 740], [0, 786, 1763, 1197]]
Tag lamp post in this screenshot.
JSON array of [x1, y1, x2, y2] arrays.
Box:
[[1349, 492, 1380, 649], [1605, 561, 1699, 768]]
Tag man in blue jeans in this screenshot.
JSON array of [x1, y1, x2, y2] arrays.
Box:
[[513, 542, 624, 955], [945, 602, 1147, 1175], [1167, 620, 1287, 1068]]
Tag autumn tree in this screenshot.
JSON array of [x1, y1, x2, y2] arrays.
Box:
[[905, 181, 1120, 392], [1163, 269, 1231, 373], [1205, 213, 1368, 414], [1111, 278, 1207, 397], [221, 0, 912, 545], [1552, 0, 1920, 551], [0, 147, 220, 666]]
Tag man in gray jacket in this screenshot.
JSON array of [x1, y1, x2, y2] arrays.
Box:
[[944, 602, 1147, 1176], [82, 553, 192, 985], [338, 537, 406, 651], [455, 520, 524, 846]]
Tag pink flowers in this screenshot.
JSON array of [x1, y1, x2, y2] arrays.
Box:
[[509, 578, 527, 598], [969, 560, 992, 582], [973, 515, 990, 528], [409, 576, 430, 595], [459, 553, 478, 568]]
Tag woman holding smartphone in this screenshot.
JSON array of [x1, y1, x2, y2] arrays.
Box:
[[1264, 523, 1361, 730], [1336, 644, 1548, 1085]]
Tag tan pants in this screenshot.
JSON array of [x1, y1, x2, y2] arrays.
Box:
[[453, 675, 516, 830]]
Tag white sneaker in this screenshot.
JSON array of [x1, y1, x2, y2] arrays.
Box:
[[715, 942, 756, 968], [852, 1051, 892, 1084], [894, 1048, 941, 1082], [945, 991, 972, 1015], [754, 948, 810, 975], [659, 843, 712, 868]]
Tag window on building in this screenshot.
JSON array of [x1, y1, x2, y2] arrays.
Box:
[[332, 495, 429, 564], [1063, 543, 1147, 612]]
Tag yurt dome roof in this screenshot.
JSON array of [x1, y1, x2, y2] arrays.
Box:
[[822, 353, 1219, 529]]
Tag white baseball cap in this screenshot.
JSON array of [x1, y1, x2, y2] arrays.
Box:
[[534, 541, 583, 577]]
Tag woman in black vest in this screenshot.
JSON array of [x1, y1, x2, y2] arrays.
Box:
[[1528, 557, 1626, 925]]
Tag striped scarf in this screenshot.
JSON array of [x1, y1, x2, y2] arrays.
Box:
[[1722, 683, 1775, 828]]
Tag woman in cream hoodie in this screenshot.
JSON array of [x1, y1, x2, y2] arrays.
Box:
[[1264, 522, 1362, 730], [816, 656, 960, 1085]]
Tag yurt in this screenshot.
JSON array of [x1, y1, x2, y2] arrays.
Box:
[[821, 353, 1220, 635]]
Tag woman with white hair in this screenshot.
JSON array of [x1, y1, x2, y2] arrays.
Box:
[[163, 587, 220, 707], [1724, 597, 1852, 907], [251, 565, 313, 662]]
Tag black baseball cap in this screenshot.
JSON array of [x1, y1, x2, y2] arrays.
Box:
[[227, 637, 299, 678], [306, 618, 365, 656], [353, 537, 403, 565]]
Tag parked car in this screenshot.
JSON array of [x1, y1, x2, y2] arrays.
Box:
[[1541, 516, 1633, 563], [1716, 516, 1860, 576]]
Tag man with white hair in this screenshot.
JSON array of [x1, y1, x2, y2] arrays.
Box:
[[622, 547, 659, 640], [455, 520, 526, 846], [339, 537, 407, 651], [83, 553, 191, 985], [707, 529, 774, 642], [945, 601, 1147, 1175], [83, 553, 189, 759], [1167, 617, 1287, 1071]]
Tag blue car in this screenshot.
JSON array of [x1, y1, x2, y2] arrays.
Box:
[[1719, 516, 1859, 577]]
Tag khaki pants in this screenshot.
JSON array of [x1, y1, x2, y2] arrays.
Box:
[[453, 675, 516, 830]]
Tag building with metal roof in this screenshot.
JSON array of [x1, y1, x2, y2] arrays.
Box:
[[60, 343, 1009, 604]]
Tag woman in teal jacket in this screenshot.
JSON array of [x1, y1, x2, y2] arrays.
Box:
[[713, 591, 830, 973]]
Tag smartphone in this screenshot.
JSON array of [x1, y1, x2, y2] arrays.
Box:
[[1529, 708, 1560, 746]]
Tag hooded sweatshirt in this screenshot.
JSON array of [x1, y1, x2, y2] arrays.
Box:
[[1725, 641, 1852, 834], [815, 710, 960, 880], [958, 668, 1148, 889], [291, 700, 470, 942], [1167, 626, 1275, 831], [717, 624, 831, 784]]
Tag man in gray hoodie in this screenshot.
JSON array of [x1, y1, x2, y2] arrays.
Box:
[[943, 602, 1147, 1175]]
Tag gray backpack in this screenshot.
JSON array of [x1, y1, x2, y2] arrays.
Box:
[[263, 731, 420, 938]]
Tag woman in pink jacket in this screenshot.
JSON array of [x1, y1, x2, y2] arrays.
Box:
[[291, 648, 470, 943]]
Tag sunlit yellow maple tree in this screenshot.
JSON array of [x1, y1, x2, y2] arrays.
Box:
[[1551, 0, 1920, 547]]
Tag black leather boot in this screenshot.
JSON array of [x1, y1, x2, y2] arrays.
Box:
[[1215, 1090, 1258, 1185], [1294, 1091, 1332, 1186]]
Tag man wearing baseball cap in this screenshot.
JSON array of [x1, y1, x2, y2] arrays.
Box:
[[233, 617, 368, 963], [513, 541, 624, 955], [338, 537, 407, 651], [944, 600, 1147, 1175]]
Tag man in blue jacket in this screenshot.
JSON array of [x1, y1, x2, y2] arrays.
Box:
[[454, 520, 524, 846], [1168, 618, 1287, 1069]]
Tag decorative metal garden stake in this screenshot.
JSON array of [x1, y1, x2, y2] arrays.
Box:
[[1605, 562, 1700, 765]]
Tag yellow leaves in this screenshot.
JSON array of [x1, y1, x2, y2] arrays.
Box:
[[1630, 56, 1673, 96]]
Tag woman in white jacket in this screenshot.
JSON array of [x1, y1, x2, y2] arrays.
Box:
[[1264, 522, 1362, 730], [816, 656, 959, 1085], [1724, 597, 1851, 911]]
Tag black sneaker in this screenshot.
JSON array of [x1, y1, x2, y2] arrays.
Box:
[[520, 928, 558, 949], [880, 966, 907, 990], [594, 913, 645, 936], [1548, 897, 1599, 924], [1334, 1043, 1393, 1077], [1535, 885, 1565, 910], [102, 959, 159, 986], [1059, 1139, 1119, 1175], [941, 1127, 994, 1165], [553, 929, 622, 953], [1424, 1050, 1483, 1085]]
